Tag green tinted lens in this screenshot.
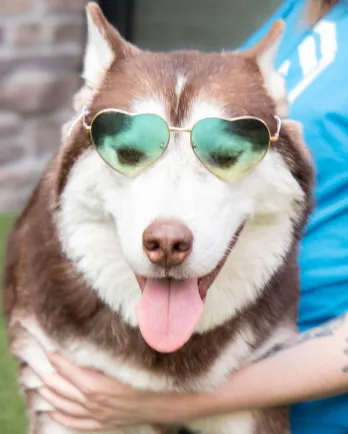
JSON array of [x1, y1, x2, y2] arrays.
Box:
[[91, 111, 170, 176], [191, 117, 270, 181]]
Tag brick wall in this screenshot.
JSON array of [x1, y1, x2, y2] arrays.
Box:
[[0, 0, 86, 212]]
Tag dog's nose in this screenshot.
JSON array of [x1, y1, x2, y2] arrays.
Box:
[[143, 220, 193, 267]]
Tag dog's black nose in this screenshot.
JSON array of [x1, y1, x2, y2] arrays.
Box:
[[143, 219, 193, 267]]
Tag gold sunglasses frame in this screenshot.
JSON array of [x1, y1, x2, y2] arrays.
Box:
[[82, 107, 282, 180]]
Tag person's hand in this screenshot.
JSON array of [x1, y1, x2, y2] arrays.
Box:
[[34, 352, 210, 431], [35, 352, 157, 431]]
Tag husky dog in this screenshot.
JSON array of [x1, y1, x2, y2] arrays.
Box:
[[3, 3, 313, 434]]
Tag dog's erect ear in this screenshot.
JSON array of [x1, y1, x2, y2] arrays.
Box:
[[83, 2, 138, 87], [245, 20, 287, 116], [248, 20, 284, 69]]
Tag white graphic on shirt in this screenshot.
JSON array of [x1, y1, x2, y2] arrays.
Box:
[[278, 59, 291, 77], [298, 35, 318, 76], [278, 21, 338, 103]]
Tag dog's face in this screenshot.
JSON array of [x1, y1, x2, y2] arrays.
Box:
[[57, 3, 312, 353]]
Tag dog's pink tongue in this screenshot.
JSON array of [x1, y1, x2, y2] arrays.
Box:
[[136, 278, 203, 353]]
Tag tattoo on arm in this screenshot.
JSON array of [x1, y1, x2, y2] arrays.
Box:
[[258, 313, 348, 373]]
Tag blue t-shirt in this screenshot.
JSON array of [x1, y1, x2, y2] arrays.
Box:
[[242, 1, 348, 432]]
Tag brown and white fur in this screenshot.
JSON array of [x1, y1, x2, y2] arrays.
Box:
[[3, 3, 313, 434]]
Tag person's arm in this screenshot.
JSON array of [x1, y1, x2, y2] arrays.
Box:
[[33, 313, 348, 431], [207, 313, 348, 414]]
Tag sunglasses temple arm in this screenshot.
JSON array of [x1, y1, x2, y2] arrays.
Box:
[[271, 115, 282, 142], [82, 106, 91, 130], [68, 106, 91, 137]]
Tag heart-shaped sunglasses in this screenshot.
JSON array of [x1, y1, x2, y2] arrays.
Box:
[[81, 107, 281, 181]]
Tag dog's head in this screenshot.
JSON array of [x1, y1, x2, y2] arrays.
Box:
[[56, 3, 313, 353]]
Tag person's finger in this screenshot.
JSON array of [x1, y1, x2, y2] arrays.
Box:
[[39, 371, 86, 403], [39, 387, 89, 417], [46, 353, 100, 394], [48, 412, 107, 431], [47, 352, 124, 396]]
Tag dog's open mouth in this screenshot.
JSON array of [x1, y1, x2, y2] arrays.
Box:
[[136, 222, 245, 353]]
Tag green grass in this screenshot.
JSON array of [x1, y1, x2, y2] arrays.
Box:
[[0, 214, 26, 434]]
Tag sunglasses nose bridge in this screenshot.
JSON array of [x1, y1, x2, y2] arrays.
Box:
[[169, 126, 191, 133]]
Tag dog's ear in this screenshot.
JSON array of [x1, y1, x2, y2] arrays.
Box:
[[83, 2, 138, 88], [248, 20, 284, 69], [245, 20, 287, 116]]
